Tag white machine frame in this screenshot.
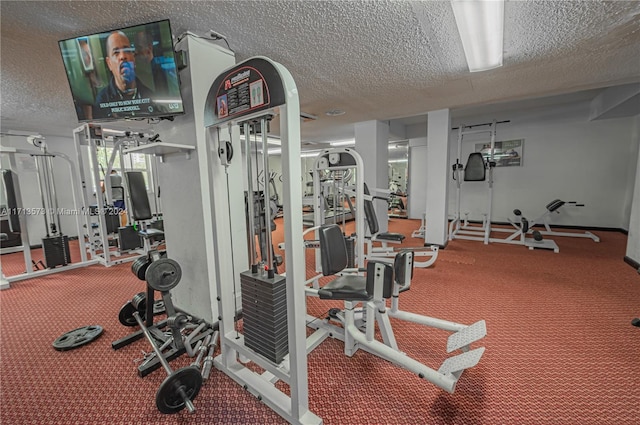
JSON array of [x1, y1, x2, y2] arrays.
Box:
[[448, 121, 559, 252], [529, 200, 600, 242], [202, 57, 321, 425], [0, 144, 98, 286], [306, 148, 487, 394], [73, 124, 162, 267]]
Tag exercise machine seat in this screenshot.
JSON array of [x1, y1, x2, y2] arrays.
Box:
[[126, 171, 153, 221], [362, 183, 406, 243], [464, 152, 486, 182], [394, 250, 414, 290], [317, 224, 371, 301], [546, 199, 565, 212], [126, 171, 164, 239]]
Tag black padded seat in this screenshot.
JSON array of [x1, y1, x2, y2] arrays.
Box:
[[126, 171, 153, 221], [394, 250, 414, 294], [318, 275, 370, 301], [138, 228, 164, 239], [362, 183, 406, 242], [546, 199, 565, 212], [464, 152, 486, 182], [376, 232, 405, 243], [318, 224, 374, 301]]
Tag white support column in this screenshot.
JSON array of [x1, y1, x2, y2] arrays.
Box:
[[425, 109, 451, 247], [152, 36, 236, 322], [355, 120, 389, 233], [408, 137, 427, 219]]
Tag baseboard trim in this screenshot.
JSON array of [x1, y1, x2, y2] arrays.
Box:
[[623, 256, 640, 272]]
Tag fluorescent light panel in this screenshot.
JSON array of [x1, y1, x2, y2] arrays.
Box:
[[451, 0, 504, 72], [329, 139, 355, 147]]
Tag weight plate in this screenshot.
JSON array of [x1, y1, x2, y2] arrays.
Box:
[[145, 259, 182, 292], [153, 299, 165, 315], [156, 366, 202, 414], [131, 292, 147, 312], [118, 301, 138, 327], [131, 257, 151, 281], [53, 325, 103, 351]]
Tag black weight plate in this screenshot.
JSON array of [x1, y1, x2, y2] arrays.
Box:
[[53, 325, 103, 351], [131, 257, 151, 281], [118, 301, 138, 327], [153, 299, 165, 315], [145, 259, 182, 292], [156, 366, 202, 414], [131, 292, 147, 312]]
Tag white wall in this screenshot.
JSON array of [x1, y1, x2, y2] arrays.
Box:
[[1, 134, 80, 246], [625, 114, 640, 265], [449, 102, 638, 229]]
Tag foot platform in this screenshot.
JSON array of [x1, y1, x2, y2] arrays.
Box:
[[525, 238, 559, 253], [438, 347, 485, 375], [447, 320, 486, 353]]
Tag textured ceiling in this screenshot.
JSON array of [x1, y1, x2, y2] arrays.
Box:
[[1, 0, 639, 142]]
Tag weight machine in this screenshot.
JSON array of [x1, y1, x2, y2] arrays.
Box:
[[202, 57, 321, 424], [0, 137, 97, 285], [448, 120, 559, 252], [528, 199, 600, 242], [304, 147, 487, 394], [302, 165, 356, 227], [73, 124, 163, 266]]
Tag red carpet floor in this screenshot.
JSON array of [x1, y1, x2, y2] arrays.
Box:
[[1, 218, 639, 424]]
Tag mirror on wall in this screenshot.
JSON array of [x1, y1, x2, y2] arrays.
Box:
[[388, 141, 408, 219]]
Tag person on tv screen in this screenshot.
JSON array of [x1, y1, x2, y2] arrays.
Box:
[[93, 31, 160, 120]]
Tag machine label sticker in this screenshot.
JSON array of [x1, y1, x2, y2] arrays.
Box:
[[204, 57, 286, 127]]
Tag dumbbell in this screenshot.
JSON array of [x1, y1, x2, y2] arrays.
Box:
[[133, 311, 202, 414]]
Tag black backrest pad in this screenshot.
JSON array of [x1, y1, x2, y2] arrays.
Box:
[[394, 250, 414, 286], [126, 171, 152, 221], [546, 199, 565, 212], [362, 183, 379, 235], [366, 261, 394, 299], [318, 224, 348, 275], [464, 152, 486, 182], [2, 170, 20, 232]]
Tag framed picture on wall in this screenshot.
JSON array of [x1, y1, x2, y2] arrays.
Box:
[[475, 139, 524, 167]]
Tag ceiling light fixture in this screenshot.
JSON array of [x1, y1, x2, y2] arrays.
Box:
[[325, 109, 346, 117], [300, 150, 322, 158], [329, 139, 355, 147], [451, 0, 504, 72]]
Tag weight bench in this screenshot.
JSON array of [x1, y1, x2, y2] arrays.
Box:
[[362, 183, 438, 268], [528, 199, 600, 242], [305, 224, 486, 393]]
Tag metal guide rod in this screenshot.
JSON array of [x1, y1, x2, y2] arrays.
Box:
[[47, 155, 62, 233], [260, 116, 274, 277], [33, 157, 50, 236], [243, 121, 258, 272]]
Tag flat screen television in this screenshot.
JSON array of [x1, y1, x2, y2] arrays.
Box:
[[59, 19, 184, 123]]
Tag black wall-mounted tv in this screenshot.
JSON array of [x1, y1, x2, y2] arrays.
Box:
[[59, 19, 184, 123]]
